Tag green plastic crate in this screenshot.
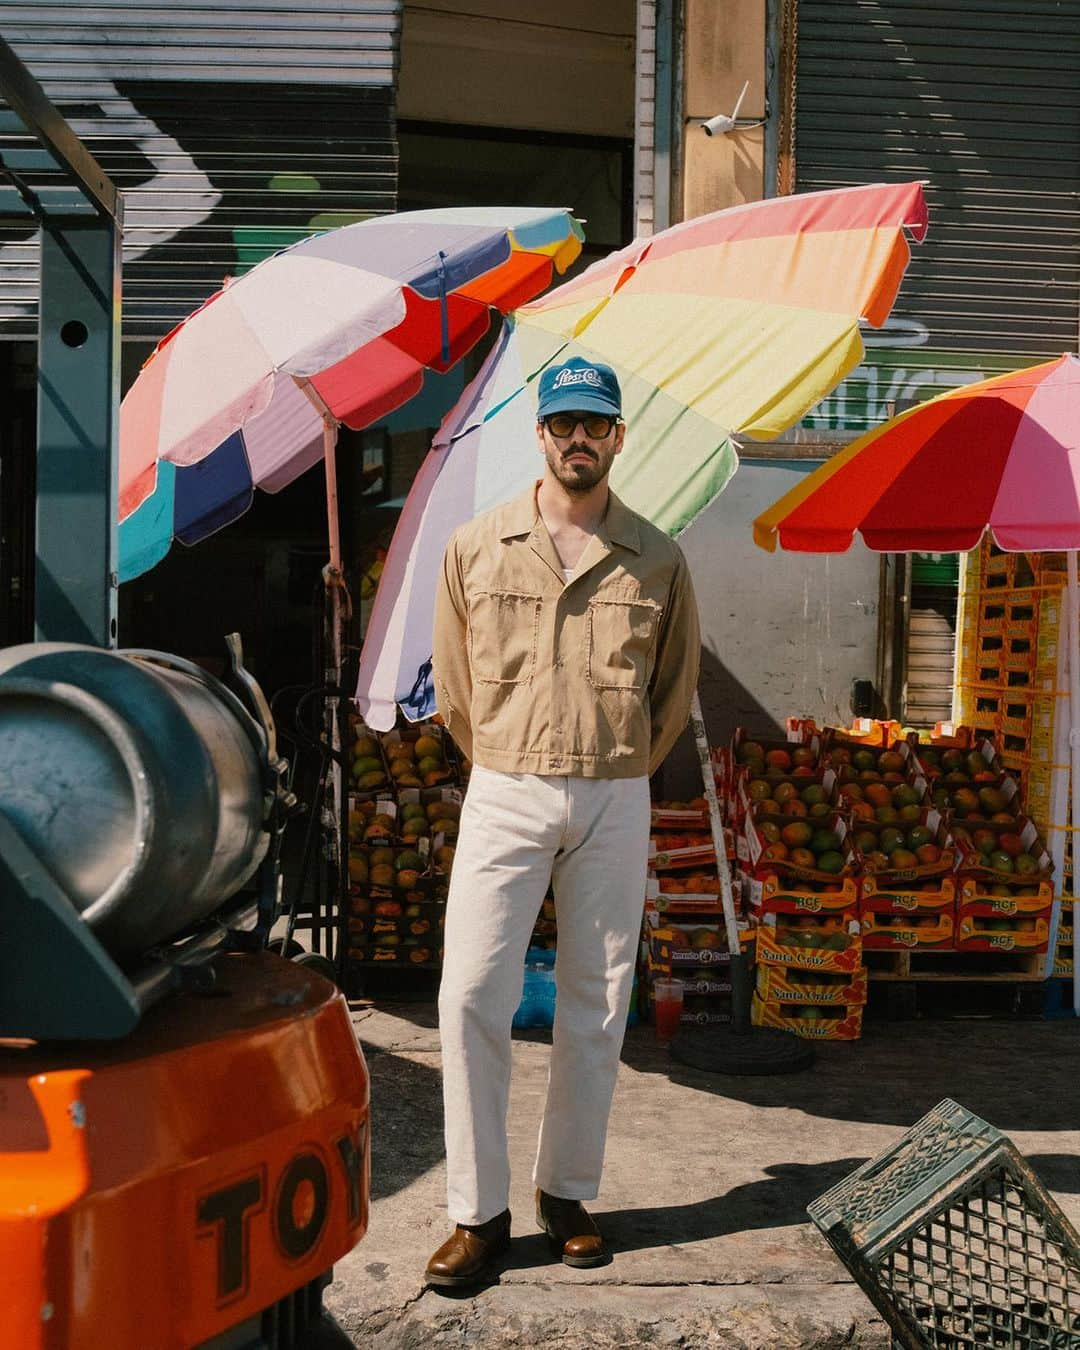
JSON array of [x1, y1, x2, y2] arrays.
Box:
[[808, 1099, 1080, 1348]]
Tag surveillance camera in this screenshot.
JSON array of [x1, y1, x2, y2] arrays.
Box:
[[701, 112, 736, 137], [701, 80, 750, 137]]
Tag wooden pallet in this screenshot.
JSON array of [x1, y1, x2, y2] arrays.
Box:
[[864, 947, 1045, 982]]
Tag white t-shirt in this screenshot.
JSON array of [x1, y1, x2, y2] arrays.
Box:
[[562, 567, 574, 584]]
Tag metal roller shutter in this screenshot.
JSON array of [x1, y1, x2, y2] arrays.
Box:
[[0, 1, 401, 340], [793, 0, 1080, 436]]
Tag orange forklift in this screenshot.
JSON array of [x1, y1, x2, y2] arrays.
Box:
[[0, 41, 369, 1348]]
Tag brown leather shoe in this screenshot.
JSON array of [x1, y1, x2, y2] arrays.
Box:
[[536, 1188, 608, 1267], [424, 1209, 511, 1288]]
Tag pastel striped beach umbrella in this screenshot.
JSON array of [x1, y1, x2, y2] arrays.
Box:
[[118, 207, 583, 580], [753, 353, 1080, 1009], [356, 181, 928, 729]]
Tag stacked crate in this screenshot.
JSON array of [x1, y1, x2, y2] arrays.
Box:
[[730, 734, 867, 1040], [642, 797, 743, 1027], [344, 719, 465, 983], [955, 539, 1066, 811]]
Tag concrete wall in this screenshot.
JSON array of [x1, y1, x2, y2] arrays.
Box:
[[661, 457, 881, 795], [397, 0, 636, 136]]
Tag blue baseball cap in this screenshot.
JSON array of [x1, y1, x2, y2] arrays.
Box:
[[536, 356, 622, 420]]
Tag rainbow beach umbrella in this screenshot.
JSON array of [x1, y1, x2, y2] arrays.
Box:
[[117, 207, 583, 581], [356, 181, 928, 729], [753, 353, 1080, 1008]]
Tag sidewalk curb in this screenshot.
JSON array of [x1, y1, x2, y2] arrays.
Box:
[[328, 1280, 890, 1348]]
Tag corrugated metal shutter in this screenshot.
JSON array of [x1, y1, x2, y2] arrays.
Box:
[[794, 0, 1080, 436], [0, 1, 400, 340]]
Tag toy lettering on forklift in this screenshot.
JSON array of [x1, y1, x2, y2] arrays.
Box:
[[198, 1126, 367, 1302]]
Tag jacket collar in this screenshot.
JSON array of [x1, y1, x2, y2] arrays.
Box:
[[497, 481, 642, 555]]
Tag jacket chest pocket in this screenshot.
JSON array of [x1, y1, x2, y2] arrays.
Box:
[[586, 598, 661, 691], [468, 590, 542, 684]]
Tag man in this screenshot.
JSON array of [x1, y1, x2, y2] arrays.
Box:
[[425, 356, 701, 1288]]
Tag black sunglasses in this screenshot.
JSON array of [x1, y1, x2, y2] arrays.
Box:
[[543, 412, 620, 439]]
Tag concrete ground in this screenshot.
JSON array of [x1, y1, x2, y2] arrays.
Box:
[[325, 1006, 1080, 1349]]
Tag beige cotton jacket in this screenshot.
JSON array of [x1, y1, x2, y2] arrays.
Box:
[[432, 482, 701, 779]]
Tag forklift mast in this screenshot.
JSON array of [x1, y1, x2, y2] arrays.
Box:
[[0, 40, 369, 1350]]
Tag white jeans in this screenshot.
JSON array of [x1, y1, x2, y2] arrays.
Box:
[[438, 765, 651, 1225]]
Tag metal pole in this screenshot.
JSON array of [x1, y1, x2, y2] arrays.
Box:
[[35, 209, 122, 646], [1067, 553, 1080, 1015]]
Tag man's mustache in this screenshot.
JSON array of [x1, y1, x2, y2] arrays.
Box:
[[562, 445, 598, 461]]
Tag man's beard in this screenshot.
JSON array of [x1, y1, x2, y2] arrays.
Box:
[[547, 443, 610, 493]]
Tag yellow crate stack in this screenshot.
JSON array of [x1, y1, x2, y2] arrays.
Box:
[[955, 541, 1068, 818]]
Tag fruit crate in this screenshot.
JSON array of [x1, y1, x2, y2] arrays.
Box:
[[755, 962, 868, 1007], [646, 873, 724, 915], [861, 911, 955, 951], [860, 876, 956, 915], [743, 868, 859, 916], [807, 1097, 1080, 1350], [851, 812, 955, 888], [755, 914, 863, 973], [751, 994, 864, 1040], [955, 914, 1050, 954]]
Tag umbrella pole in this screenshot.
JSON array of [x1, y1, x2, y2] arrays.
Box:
[[1068, 554, 1080, 1016], [668, 690, 814, 1075], [320, 414, 349, 973]]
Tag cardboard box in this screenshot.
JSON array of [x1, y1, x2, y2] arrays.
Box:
[[645, 990, 735, 1027], [643, 963, 733, 997], [952, 816, 1053, 890], [755, 915, 863, 973], [850, 810, 955, 886], [645, 874, 724, 916], [909, 735, 1003, 782], [751, 993, 864, 1040], [755, 963, 868, 1007], [927, 771, 1021, 820], [346, 943, 442, 966], [859, 876, 956, 914], [737, 769, 836, 821], [647, 925, 753, 973], [650, 801, 710, 830], [956, 890, 1054, 920], [380, 724, 458, 789], [955, 914, 1050, 953], [740, 809, 856, 885], [649, 833, 733, 868], [743, 868, 859, 916], [860, 911, 955, 950], [822, 718, 903, 749]]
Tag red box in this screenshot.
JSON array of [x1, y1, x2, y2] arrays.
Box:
[[859, 875, 956, 914], [744, 868, 859, 916], [956, 889, 1054, 920], [860, 911, 955, 950], [955, 913, 1050, 953]]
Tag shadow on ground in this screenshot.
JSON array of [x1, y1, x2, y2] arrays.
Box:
[[620, 1021, 1080, 1134]]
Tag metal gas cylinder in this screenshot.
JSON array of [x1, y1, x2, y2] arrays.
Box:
[[0, 643, 271, 960]]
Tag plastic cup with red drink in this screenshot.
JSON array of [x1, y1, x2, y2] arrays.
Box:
[[652, 978, 684, 1043]]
